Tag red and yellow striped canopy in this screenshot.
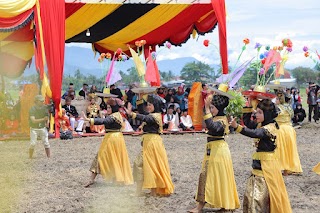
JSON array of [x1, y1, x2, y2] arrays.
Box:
[[0, 1, 219, 77]]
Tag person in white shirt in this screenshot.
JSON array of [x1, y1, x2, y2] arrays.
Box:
[[179, 109, 194, 131], [163, 105, 176, 130]]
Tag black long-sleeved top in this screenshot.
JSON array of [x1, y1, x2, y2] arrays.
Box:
[[204, 115, 227, 138], [237, 122, 277, 170], [133, 100, 161, 134], [92, 112, 122, 131]]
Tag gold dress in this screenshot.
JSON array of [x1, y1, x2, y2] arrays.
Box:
[[195, 114, 240, 210], [132, 112, 174, 196], [89, 112, 133, 185], [275, 104, 303, 173], [236, 123, 292, 213], [313, 163, 320, 175]]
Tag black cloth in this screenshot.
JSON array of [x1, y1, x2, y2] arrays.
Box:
[[126, 89, 135, 103], [308, 104, 318, 122], [239, 125, 277, 170], [60, 130, 73, 140], [93, 116, 122, 131], [79, 89, 86, 99], [110, 88, 123, 99], [136, 101, 160, 134], [29, 106, 48, 128], [62, 104, 79, 118], [204, 116, 225, 137]]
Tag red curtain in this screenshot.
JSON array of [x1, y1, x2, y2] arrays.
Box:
[[211, 0, 228, 74], [34, 0, 65, 138]]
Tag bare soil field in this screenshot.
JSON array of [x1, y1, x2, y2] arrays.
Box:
[[0, 123, 319, 213]]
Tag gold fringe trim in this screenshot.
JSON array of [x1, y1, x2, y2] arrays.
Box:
[[150, 113, 163, 133], [203, 113, 212, 120], [110, 112, 124, 129]]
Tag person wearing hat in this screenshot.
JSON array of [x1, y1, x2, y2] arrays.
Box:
[[125, 94, 174, 197], [306, 82, 319, 123], [230, 98, 292, 213], [82, 104, 133, 187], [189, 84, 240, 213], [274, 90, 303, 176], [29, 95, 50, 159]]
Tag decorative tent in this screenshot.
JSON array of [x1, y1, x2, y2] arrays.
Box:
[[0, 0, 228, 137]]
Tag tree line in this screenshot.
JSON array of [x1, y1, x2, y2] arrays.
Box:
[[15, 61, 320, 91]]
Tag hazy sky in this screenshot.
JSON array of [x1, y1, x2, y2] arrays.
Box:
[[67, 0, 320, 69]]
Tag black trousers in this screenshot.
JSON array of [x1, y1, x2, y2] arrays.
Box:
[[308, 104, 318, 122]]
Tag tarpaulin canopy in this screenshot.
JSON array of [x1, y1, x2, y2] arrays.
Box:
[[0, 0, 228, 78]]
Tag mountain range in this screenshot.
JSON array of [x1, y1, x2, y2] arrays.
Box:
[[24, 46, 209, 77]]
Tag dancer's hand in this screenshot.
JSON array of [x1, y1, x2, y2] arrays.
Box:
[[204, 95, 212, 114], [124, 102, 133, 116], [229, 116, 238, 128]]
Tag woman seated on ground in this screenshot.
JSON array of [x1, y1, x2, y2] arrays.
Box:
[[292, 103, 306, 126], [179, 109, 194, 131]]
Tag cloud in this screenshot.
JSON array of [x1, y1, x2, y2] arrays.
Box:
[[66, 0, 320, 72]]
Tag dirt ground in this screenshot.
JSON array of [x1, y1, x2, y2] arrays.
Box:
[[0, 123, 319, 213]]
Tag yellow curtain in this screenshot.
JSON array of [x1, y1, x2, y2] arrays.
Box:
[[0, 41, 34, 61], [0, 0, 36, 18]]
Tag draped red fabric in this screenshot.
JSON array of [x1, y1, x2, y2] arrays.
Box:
[[211, 0, 228, 74], [33, 5, 44, 80], [0, 9, 33, 29], [37, 0, 65, 138]]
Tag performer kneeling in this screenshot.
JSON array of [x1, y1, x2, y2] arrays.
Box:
[[83, 104, 133, 187], [189, 91, 240, 213], [125, 94, 174, 197], [230, 99, 292, 213]]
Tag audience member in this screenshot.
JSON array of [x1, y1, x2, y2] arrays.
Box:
[[179, 109, 194, 131], [79, 83, 89, 99], [306, 82, 319, 123], [174, 86, 187, 111], [62, 97, 85, 134], [58, 109, 73, 140], [163, 105, 176, 130], [292, 103, 306, 126], [62, 83, 75, 100], [110, 84, 123, 100]]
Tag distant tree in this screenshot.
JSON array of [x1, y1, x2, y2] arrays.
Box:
[[180, 61, 213, 84], [290, 66, 319, 88], [160, 70, 175, 81], [119, 67, 140, 85]]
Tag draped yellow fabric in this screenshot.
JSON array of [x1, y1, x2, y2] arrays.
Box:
[[0, 0, 36, 18], [129, 46, 145, 76], [41, 72, 52, 98], [0, 41, 34, 60], [65, 4, 121, 40], [97, 4, 189, 49]]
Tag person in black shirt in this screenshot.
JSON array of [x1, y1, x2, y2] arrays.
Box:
[[306, 82, 319, 123], [79, 83, 89, 99], [29, 95, 50, 159], [292, 103, 306, 126], [110, 84, 123, 100]]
